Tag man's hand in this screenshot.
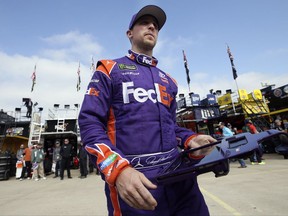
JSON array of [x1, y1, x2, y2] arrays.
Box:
[[187, 135, 217, 157], [115, 167, 157, 210]]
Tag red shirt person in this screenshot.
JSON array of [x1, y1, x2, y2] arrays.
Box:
[[244, 119, 265, 165]]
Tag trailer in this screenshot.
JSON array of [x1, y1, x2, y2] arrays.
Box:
[[28, 106, 80, 173]]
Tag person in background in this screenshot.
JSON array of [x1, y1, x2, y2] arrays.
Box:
[[16, 144, 25, 180], [244, 119, 265, 165], [88, 157, 100, 175], [219, 122, 233, 137], [227, 123, 238, 135], [31, 143, 46, 181], [24, 99, 33, 118], [78, 141, 88, 179], [273, 119, 288, 149], [78, 5, 216, 215], [219, 122, 247, 168], [16, 144, 25, 161], [283, 119, 288, 132], [242, 123, 249, 133], [274, 119, 285, 132], [60, 138, 73, 180], [20, 145, 33, 180], [52, 140, 62, 178]]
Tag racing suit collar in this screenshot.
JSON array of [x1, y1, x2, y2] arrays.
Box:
[[127, 50, 158, 67]]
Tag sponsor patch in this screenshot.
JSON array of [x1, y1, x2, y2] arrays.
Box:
[[118, 63, 137, 70], [122, 81, 173, 107], [99, 153, 117, 170], [90, 79, 100, 83], [86, 87, 100, 96], [159, 71, 169, 84], [121, 71, 140, 76]]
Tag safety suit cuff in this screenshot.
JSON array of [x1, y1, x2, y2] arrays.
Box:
[[184, 134, 205, 160], [106, 162, 131, 186], [188, 154, 205, 160], [184, 134, 198, 150]]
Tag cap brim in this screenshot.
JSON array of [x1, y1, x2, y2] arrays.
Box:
[[131, 5, 166, 30]]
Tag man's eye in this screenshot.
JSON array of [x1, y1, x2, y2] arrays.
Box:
[[153, 23, 159, 30]]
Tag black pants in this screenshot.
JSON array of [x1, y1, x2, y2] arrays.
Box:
[[60, 157, 71, 178], [26, 108, 32, 117], [250, 150, 262, 163], [88, 158, 100, 175], [21, 161, 32, 178], [54, 161, 61, 176], [79, 158, 88, 177]]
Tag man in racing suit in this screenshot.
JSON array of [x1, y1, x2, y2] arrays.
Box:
[[78, 5, 216, 216]]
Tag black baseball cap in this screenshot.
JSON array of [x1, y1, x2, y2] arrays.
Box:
[[129, 5, 166, 30]]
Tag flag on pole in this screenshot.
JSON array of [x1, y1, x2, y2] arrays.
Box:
[[182, 50, 190, 86], [77, 62, 81, 91], [31, 65, 36, 92], [227, 45, 238, 80], [90, 56, 95, 74]]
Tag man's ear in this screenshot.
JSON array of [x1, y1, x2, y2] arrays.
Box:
[[126, 30, 133, 39]]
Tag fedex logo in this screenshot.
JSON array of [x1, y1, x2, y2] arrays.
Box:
[[142, 56, 152, 65], [122, 81, 173, 107], [86, 87, 99, 96]]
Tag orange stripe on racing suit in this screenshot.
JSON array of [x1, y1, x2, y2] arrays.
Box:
[[108, 108, 116, 146], [85, 144, 130, 185], [96, 60, 116, 79], [109, 185, 122, 216]]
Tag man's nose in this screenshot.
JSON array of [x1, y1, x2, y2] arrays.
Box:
[[148, 22, 156, 30]]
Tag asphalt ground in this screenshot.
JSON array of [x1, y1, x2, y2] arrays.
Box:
[[0, 153, 287, 216]]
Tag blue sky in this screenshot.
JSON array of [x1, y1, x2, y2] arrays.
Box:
[[0, 0, 287, 120]]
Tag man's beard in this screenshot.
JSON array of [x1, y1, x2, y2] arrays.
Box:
[[139, 39, 156, 52]]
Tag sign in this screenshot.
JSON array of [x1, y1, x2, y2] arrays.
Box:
[[248, 89, 263, 100], [217, 93, 232, 106], [238, 89, 248, 101], [271, 85, 288, 99], [46, 119, 77, 132], [252, 89, 263, 100], [194, 107, 221, 120], [190, 94, 200, 106], [6, 127, 24, 136], [177, 98, 186, 109], [207, 94, 217, 105]]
